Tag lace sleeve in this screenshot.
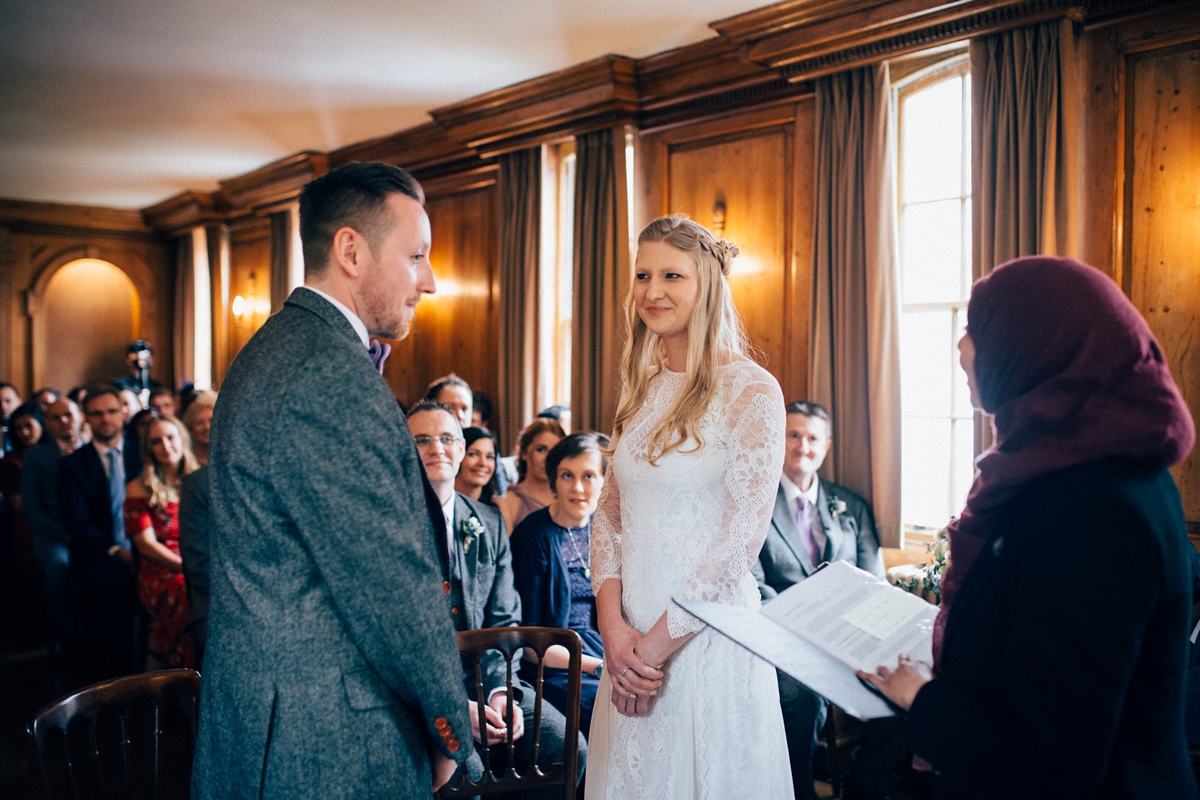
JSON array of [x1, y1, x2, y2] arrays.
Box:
[[591, 458, 623, 594], [666, 369, 786, 637]]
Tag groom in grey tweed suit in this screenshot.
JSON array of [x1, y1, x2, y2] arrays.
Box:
[[192, 162, 472, 799]]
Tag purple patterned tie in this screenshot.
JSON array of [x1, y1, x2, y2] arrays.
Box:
[[796, 495, 821, 566], [367, 339, 391, 375]]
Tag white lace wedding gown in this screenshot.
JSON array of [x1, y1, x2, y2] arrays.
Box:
[[586, 360, 794, 800]]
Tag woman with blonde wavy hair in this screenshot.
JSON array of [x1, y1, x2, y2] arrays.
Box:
[[586, 216, 792, 798], [125, 414, 200, 668]]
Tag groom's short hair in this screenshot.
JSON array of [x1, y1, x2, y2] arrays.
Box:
[[299, 162, 424, 277]]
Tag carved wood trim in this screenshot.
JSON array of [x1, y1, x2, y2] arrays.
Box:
[[419, 165, 499, 199], [329, 121, 480, 175], [0, 199, 154, 237], [141, 191, 226, 236], [218, 151, 329, 211]]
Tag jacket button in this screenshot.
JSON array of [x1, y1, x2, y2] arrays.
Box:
[[435, 717, 449, 730], [447, 740, 460, 753], [451, 607, 457, 615], [443, 581, 451, 596]]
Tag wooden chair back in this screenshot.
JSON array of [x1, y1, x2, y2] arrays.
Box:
[[439, 626, 582, 800], [26, 669, 201, 800]]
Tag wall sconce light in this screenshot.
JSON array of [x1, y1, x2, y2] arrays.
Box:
[[254, 298, 271, 316], [232, 295, 247, 319], [712, 194, 727, 237]]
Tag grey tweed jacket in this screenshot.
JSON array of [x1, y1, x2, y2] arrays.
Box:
[[192, 287, 473, 800]]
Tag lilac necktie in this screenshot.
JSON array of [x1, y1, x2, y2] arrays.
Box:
[[367, 339, 391, 375], [796, 495, 821, 566]]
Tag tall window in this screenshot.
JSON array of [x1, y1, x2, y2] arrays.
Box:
[[538, 141, 576, 413], [896, 57, 974, 536]]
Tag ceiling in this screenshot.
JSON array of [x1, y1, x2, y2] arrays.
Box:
[[0, 0, 771, 209]]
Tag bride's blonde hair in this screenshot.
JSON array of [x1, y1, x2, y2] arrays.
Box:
[[610, 215, 751, 464]]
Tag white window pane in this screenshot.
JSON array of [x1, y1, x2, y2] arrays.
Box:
[[901, 310, 952, 418], [962, 73, 972, 195], [902, 416, 952, 529], [953, 308, 974, 418], [902, 199, 964, 304], [902, 76, 963, 204], [952, 418, 976, 516]]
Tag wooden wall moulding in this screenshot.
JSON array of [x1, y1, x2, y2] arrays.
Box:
[[430, 55, 639, 157], [218, 151, 329, 212], [141, 191, 225, 236], [330, 121, 483, 178], [0, 198, 155, 239]]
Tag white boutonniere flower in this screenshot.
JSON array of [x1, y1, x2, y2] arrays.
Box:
[[461, 516, 485, 555], [828, 497, 848, 520]]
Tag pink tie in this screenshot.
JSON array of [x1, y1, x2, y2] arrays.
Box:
[[796, 495, 821, 566]]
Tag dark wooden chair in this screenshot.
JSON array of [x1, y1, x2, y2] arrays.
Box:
[[26, 668, 201, 800], [439, 626, 583, 800], [818, 704, 864, 796]]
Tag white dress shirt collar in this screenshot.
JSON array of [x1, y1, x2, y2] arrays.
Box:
[[93, 438, 122, 478], [300, 286, 370, 348], [780, 472, 820, 506]]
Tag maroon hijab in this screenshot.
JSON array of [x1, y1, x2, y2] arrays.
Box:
[[933, 256, 1195, 665]]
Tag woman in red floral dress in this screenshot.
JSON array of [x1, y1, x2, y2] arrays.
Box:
[[125, 414, 199, 668]]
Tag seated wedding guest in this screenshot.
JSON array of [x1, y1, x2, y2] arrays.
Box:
[[33, 387, 60, 411], [178, 463, 210, 663], [537, 404, 572, 434], [753, 400, 890, 800], [495, 418, 565, 534], [472, 390, 493, 430], [125, 415, 199, 668], [148, 386, 177, 418], [425, 374, 473, 430], [456, 426, 503, 506], [113, 339, 163, 396], [0, 382, 21, 453], [117, 387, 143, 422], [182, 392, 215, 465], [22, 397, 84, 654], [860, 256, 1197, 800], [0, 402, 49, 641], [510, 432, 608, 737], [407, 401, 582, 795], [60, 386, 141, 679], [67, 386, 91, 443]]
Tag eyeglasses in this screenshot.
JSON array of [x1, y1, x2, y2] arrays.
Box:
[[413, 434, 462, 448]]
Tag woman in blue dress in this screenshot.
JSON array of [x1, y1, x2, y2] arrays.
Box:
[[510, 432, 608, 737]]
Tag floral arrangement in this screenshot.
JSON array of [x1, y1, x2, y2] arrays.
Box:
[[889, 525, 950, 605], [460, 516, 485, 556]]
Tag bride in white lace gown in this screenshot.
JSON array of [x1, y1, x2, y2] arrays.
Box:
[[586, 216, 793, 799]]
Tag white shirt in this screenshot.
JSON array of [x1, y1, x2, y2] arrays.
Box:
[[93, 439, 124, 480], [440, 491, 457, 571], [300, 286, 369, 347], [780, 472, 826, 557]]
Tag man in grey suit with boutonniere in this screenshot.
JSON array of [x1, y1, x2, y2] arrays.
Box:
[[406, 400, 583, 798], [753, 401, 891, 800], [192, 162, 473, 799]]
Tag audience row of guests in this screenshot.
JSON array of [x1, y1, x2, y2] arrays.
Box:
[[0, 373, 214, 682]]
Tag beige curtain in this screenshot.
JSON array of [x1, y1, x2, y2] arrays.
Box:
[[172, 233, 195, 390], [572, 127, 631, 437], [810, 63, 903, 547], [497, 147, 541, 452], [971, 18, 1079, 278], [269, 210, 292, 313]]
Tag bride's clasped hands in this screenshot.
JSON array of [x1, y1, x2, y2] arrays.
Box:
[[599, 600, 664, 717]]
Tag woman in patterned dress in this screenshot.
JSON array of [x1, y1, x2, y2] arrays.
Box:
[[125, 414, 199, 668]]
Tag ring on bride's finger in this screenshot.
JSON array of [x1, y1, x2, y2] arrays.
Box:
[[621, 667, 629, 677]]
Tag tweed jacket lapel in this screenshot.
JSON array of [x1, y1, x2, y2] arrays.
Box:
[[771, 487, 818, 577], [452, 494, 479, 627], [815, 483, 841, 563]]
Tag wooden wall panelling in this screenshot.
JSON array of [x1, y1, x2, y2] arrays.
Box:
[[381, 183, 499, 408], [226, 217, 271, 366], [1123, 39, 1200, 533], [207, 225, 232, 388], [638, 103, 804, 400], [788, 97, 817, 405]]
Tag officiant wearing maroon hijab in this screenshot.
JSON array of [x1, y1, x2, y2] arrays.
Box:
[[859, 256, 1197, 800]]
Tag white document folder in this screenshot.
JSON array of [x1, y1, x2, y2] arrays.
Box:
[[674, 561, 938, 721]]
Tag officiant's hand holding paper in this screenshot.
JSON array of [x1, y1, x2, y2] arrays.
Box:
[[856, 654, 933, 711]]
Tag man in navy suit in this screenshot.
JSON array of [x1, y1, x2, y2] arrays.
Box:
[[753, 401, 891, 800], [59, 386, 140, 678]]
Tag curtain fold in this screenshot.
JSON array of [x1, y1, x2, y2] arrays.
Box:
[[269, 210, 293, 314], [172, 233, 195, 390], [971, 18, 1079, 278], [497, 147, 542, 452], [810, 63, 903, 547], [572, 127, 631, 437]]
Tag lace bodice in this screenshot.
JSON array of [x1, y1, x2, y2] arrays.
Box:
[[591, 359, 785, 637]]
